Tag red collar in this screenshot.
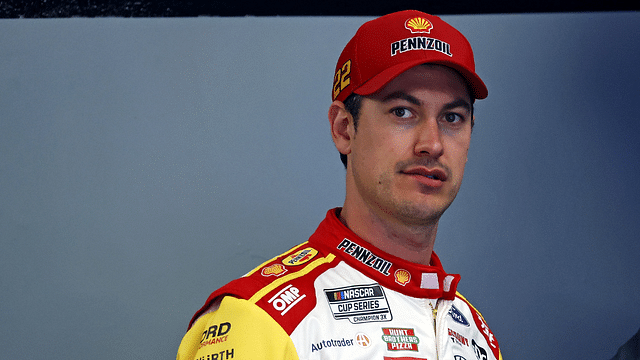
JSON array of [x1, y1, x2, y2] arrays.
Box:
[[309, 208, 460, 300]]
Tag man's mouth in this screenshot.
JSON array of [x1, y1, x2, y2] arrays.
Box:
[[401, 167, 447, 182]]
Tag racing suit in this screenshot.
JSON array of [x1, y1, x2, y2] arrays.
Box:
[[177, 208, 502, 360]]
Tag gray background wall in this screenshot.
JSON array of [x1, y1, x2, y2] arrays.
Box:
[[1, 12, 639, 360]]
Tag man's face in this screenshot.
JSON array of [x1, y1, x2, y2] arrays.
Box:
[[347, 64, 473, 226]]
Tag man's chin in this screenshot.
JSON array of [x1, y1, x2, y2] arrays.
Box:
[[391, 200, 450, 226]]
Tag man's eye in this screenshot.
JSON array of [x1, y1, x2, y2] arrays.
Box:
[[444, 113, 463, 123], [392, 107, 412, 118]]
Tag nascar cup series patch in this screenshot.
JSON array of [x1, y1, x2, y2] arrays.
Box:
[[324, 284, 392, 324]]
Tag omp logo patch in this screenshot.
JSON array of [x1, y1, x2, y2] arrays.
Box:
[[268, 284, 306, 316], [324, 284, 392, 324], [283, 247, 318, 266], [448, 304, 470, 326], [382, 328, 420, 351]]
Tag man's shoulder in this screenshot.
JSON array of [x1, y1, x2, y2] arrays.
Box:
[[188, 241, 340, 333], [453, 291, 502, 360]]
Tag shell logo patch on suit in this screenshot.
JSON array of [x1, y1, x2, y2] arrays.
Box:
[[261, 264, 287, 277], [405, 17, 433, 33], [394, 269, 411, 286]]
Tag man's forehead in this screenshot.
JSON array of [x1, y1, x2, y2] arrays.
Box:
[[368, 64, 473, 103]]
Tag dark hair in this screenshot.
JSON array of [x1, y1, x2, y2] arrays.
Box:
[[339, 93, 363, 168]]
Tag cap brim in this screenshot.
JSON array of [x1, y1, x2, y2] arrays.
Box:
[[354, 59, 488, 100]]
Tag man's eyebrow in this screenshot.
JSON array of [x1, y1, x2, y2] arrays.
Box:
[[443, 98, 473, 113], [381, 91, 421, 106], [382, 91, 472, 113]]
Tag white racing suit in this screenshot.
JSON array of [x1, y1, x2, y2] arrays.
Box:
[[177, 208, 502, 360]]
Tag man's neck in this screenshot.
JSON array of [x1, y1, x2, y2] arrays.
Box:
[[338, 203, 438, 266]]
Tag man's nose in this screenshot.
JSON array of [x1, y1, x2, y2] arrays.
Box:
[[414, 118, 443, 158]]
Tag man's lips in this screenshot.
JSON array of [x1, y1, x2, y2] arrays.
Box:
[[400, 167, 448, 184]]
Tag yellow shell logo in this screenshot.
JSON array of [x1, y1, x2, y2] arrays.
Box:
[[394, 269, 411, 286], [261, 263, 287, 277], [405, 17, 433, 33]]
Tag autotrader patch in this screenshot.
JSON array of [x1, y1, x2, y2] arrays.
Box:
[[324, 284, 392, 324]]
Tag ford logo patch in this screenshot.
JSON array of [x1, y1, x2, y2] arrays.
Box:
[[448, 304, 470, 327]]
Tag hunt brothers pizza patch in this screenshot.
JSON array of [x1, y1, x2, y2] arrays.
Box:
[[382, 327, 420, 351]]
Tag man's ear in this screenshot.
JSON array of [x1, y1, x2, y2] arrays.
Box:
[[328, 100, 354, 157]]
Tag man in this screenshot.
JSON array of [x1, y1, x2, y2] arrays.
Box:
[[177, 10, 502, 360]]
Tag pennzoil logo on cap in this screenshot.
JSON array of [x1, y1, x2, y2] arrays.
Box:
[[283, 247, 318, 266], [405, 17, 433, 34]]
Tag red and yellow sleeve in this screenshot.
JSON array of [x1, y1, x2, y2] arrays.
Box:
[[177, 296, 300, 360]]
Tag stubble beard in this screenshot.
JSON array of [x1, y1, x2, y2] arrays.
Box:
[[373, 170, 457, 228]]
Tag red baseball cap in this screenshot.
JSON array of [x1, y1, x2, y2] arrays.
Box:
[[332, 10, 487, 102]]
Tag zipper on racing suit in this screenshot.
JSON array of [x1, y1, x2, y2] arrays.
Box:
[[429, 299, 440, 360]]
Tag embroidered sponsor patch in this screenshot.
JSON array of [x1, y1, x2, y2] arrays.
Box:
[[394, 269, 411, 286], [337, 239, 393, 276], [324, 284, 392, 323], [470, 309, 499, 358], [472, 339, 488, 360], [390, 37, 452, 57], [448, 304, 470, 326], [199, 322, 231, 348], [405, 17, 433, 33], [310, 338, 355, 352], [448, 328, 469, 347], [268, 284, 306, 316], [282, 247, 318, 266], [382, 328, 420, 351], [355, 333, 372, 348], [261, 263, 287, 277]]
